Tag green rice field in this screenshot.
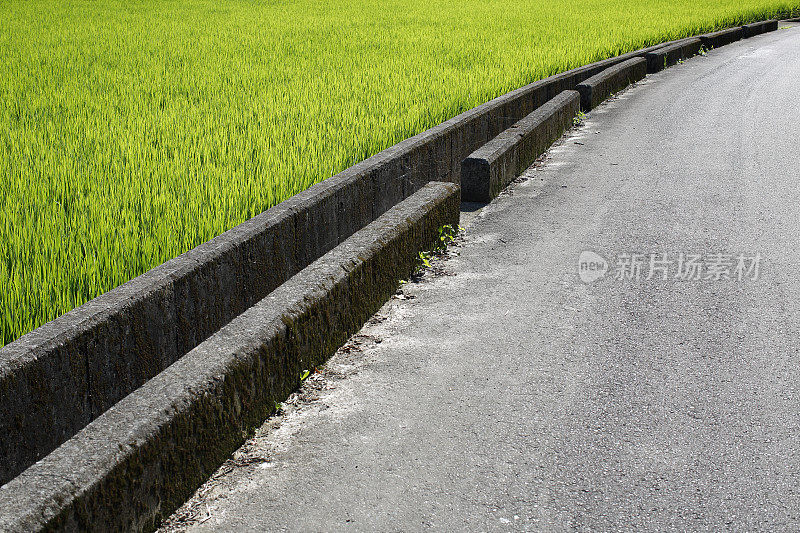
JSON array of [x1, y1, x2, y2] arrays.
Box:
[[1, 0, 798, 347]]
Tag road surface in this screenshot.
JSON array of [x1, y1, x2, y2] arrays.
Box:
[[164, 23, 800, 531]]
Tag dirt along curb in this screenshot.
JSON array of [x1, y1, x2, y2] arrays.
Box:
[[0, 182, 460, 532]]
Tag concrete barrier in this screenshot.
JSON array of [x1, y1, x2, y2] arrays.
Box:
[[700, 27, 743, 49], [0, 18, 778, 511], [0, 163, 381, 485], [0, 34, 689, 486], [645, 38, 703, 73], [461, 91, 580, 202], [575, 57, 648, 111], [741, 19, 779, 38], [0, 181, 460, 532]]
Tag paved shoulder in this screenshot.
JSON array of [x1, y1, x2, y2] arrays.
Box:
[[165, 25, 800, 531]]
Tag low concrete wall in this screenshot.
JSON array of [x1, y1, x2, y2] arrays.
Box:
[[461, 91, 580, 202], [0, 16, 782, 494], [742, 19, 779, 38], [645, 38, 703, 73], [576, 57, 648, 111], [0, 167, 378, 485], [0, 182, 460, 533], [0, 32, 689, 486], [700, 26, 743, 49]]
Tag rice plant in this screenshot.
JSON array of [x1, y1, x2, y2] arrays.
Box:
[[1, 0, 798, 346]]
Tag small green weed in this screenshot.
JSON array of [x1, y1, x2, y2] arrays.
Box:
[[437, 224, 461, 248], [413, 224, 463, 274]]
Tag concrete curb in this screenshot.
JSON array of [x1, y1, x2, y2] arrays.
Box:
[[0, 19, 775, 485], [700, 26, 743, 49], [645, 38, 703, 73], [0, 26, 702, 485], [0, 182, 460, 532], [461, 91, 580, 202], [576, 57, 648, 111], [0, 14, 787, 526], [742, 19, 779, 37], [0, 26, 694, 486]]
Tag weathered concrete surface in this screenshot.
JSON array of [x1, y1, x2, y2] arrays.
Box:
[[742, 19, 779, 38], [576, 57, 647, 110], [700, 26, 743, 49], [0, 33, 695, 486], [165, 26, 800, 531], [461, 91, 579, 202], [0, 182, 459, 532], [645, 38, 703, 73]]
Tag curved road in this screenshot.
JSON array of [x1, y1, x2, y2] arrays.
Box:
[[167, 24, 800, 531]]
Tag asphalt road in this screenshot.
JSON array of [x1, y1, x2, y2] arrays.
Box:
[[165, 24, 800, 531]]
